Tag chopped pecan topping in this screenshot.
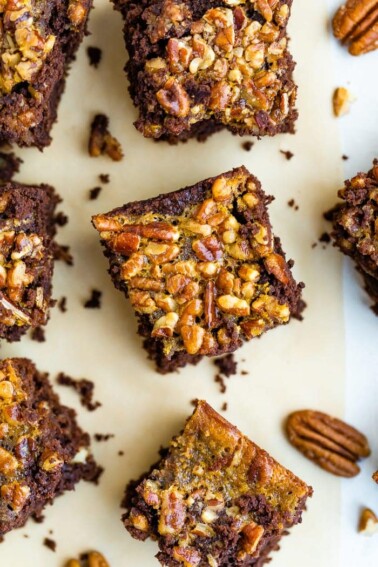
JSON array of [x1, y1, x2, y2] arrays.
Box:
[[139, 1, 296, 137], [65, 551, 110, 567], [333, 0, 378, 55], [286, 410, 371, 477], [93, 169, 297, 359]]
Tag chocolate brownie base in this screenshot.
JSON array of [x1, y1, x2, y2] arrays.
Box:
[[0, 0, 92, 148], [113, 0, 298, 143], [0, 358, 100, 537], [93, 166, 304, 373], [330, 160, 378, 313], [0, 183, 60, 341], [122, 400, 312, 566]]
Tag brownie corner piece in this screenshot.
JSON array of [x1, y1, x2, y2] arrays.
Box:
[[0, 0, 92, 148], [113, 0, 297, 143], [122, 399, 312, 566], [330, 159, 378, 312], [0, 183, 60, 341], [93, 166, 304, 373], [0, 357, 99, 537]]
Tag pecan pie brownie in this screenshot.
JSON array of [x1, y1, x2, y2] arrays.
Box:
[[330, 160, 378, 313], [113, 0, 298, 142], [0, 183, 60, 341], [0, 358, 100, 537], [0, 0, 91, 148], [122, 400, 312, 566], [92, 166, 304, 373]]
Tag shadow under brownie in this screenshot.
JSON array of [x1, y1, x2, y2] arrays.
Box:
[[93, 166, 304, 373], [0, 183, 60, 341], [0, 358, 100, 537], [0, 0, 92, 148], [122, 400, 312, 566], [113, 0, 298, 142]]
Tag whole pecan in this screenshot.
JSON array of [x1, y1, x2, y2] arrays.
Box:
[[286, 410, 371, 477]]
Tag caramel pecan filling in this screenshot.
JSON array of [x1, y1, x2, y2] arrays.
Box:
[[94, 172, 292, 357], [0, 193, 49, 328], [0, 0, 88, 95], [141, 0, 294, 137]]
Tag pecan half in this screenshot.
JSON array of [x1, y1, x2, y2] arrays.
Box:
[[286, 410, 370, 477], [333, 0, 378, 55]]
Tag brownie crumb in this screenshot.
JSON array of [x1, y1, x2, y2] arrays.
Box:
[[99, 173, 110, 184], [43, 538, 56, 552], [214, 373, 226, 394], [56, 373, 101, 412], [89, 186, 102, 200], [311, 242, 318, 249], [54, 211, 68, 227], [87, 46, 102, 68], [53, 243, 74, 266], [288, 198, 299, 211], [84, 289, 102, 309], [319, 232, 331, 244], [88, 114, 123, 162], [31, 326, 45, 342], [292, 298, 307, 321], [214, 354, 237, 378], [221, 402, 228, 411], [241, 370, 249, 375], [23, 534, 29, 538], [190, 398, 199, 407], [58, 297, 67, 313], [280, 150, 294, 161], [0, 152, 22, 183], [94, 433, 115, 442], [342, 155, 349, 161], [241, 141, 254, 152], [118, 450, 125, 456]]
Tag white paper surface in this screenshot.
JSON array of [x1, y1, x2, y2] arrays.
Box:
[[1, 0, 377, 565]]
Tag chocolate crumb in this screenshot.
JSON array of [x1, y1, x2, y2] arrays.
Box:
[[280, 150, 294, 161], [84, 289, 102, 309], [89, 186, 102, 200], [31, 326, 45, 342], [43, 538, 56, 552], [88, 114, 124, 162], [221, 402, 228, 411], [319, 232, 331, 244], [190, 398, 199, 407], [311, 242, 317, 249], [53, 243, 73, 266], [99, 173, 110, 184], [242, 141, 254, 152], [118, 450, 125, 456], [342, 155, 349, 161], [0, 152, 22, 183], [54, 211, 68, 227], [241, 370, 249, 375], [214, 374, 226, 394], [58, 297, 67, 313], [56, 373, 101, 412], [214, 354, 237, 378], [94, 433, 115, 442], [87, 46, 102, 68], [292, 298, 307, 321], [23, 534, 29, 538]]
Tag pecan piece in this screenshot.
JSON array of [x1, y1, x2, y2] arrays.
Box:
[[156, 78, 190, 117], [88, 114, 124, 161], [359, 508, 378, 535], [286, 410, 371, 477], [333, 0, 378, 55]]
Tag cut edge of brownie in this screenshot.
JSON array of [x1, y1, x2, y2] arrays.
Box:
[[121, 400, 312, 566], [93, 166, 304, 373], [0, 183, 61, 341], [0, 358, 101, 537]]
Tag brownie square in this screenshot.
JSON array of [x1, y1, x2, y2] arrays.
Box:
[[330, 160, 378, 313], [122, 400, 312, 566], [113, 0, 297, 142], [0, 0, 91, 148], [92, 166, 304, 373], [0, 358, 100, 537], [0, 183, 60, 342]]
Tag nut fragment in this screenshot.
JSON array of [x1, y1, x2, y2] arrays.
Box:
[[0, 446, 18, 475], [359, 508, 378, 535], [88, 114, 124, 161], [159, 488, 186, 535], [65, 551, 110, 567], [286, 410, 370, 477], [333, 87, 354, 117]]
